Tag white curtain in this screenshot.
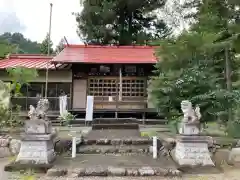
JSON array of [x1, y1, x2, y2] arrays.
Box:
[[59, 95, 68, 117]]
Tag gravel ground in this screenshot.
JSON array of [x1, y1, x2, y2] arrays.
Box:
[[38, 171, 240, 180], [0, 158, 240, 180]]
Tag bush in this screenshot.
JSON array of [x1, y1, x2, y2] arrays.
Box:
[[59, 112, 76, 126], [226, 121, 240, 138], [227, 107, 240, 138]]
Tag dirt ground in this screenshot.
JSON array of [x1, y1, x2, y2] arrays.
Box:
[[38, 169, 240, 180]]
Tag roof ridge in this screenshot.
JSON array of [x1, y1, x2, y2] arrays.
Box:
[[66, 44, 155, 49], [9, 54, 53, 59]]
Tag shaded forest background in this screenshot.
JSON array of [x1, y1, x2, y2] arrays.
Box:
[[0, 32, 63, 58], [0, 32, 41, 58]]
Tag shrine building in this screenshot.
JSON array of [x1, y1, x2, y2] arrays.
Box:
[[0, 45, 159, 120]]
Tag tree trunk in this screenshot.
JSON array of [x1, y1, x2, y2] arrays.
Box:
[[225, 47, 232, 123]]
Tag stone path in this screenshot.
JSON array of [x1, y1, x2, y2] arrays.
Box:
[[85, 129, 142, 140]]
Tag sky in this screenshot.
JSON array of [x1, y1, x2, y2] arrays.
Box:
[[0, 0, 83, 46]]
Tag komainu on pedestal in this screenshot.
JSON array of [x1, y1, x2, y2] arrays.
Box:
[[173, 100, 215, 167], [5, 99, 56, 172]]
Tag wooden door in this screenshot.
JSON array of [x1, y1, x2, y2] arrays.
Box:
[[73, 79, 87, 109]]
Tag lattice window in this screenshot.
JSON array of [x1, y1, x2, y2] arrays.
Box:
[[122, 79, 145, 97], [88, 78, 146, 97], [88, 78, 117, 96]]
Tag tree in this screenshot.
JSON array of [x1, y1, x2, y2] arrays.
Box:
[[0, 32, 41, 54], [75, 0, 172, 45], [0, 67, 39, 128], [55, 38, 65, 54], [40, 33, 53, 55], [150, 0, 240, 127], [0, 80, 11, 128], [6, 67, 39, 97], [0, 40, 16, 59], [158, 0, 196, 34]]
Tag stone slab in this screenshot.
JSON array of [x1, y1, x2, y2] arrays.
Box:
[[176, 135, 209, 143], [94, 118, 138, 124], [174, 141, 214, 167], [85, 166, 107, 176], [50, 154, 177, 176], [107, 166, 126, 176], [46, 168, 67, 176], [16, 140, 56, 164], [77, 145, 149, 154], [46, 165, 182, 177], [92, 123, 139, 130], [85, 129, 145, 140], [228, 147, 240, 166], [138, 166, 155, 176], [21, 133, 56, 141]]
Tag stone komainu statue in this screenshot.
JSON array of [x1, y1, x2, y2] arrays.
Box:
[[28, 99, 49, 120], [181, 100, 201, 124], [179, 100, 201, 134]]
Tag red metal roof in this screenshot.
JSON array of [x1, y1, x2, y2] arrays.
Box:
[[0, 54, 57, 69], [52, 45, 157, 64]]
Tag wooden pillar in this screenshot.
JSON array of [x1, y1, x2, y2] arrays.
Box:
[[119, 67, 122, 101], [115, 66, 122, 119]]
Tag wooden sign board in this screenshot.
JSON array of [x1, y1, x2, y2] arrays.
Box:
[[85, 96, 94, 122]]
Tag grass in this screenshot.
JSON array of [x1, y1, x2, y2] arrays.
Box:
[[140, 130, 158, 137]]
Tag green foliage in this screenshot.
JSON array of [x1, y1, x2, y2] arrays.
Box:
[[141, 131, 157, 137], [0, 81, 11, 128], [7, 105, 24, 128], [40, 33, 54, 55], [7, 67, 38, 84], [0, 40, 17, 58], [20, 169, 36, 180], [75, 0, 171, 45], [59, 112, 76, 126], [150, 0, 240, 124], [0, 68, 39, 128], [0, 32, 41, 54], [0, 107, 10, 128], [227, 106, 240, 138], [6, 67, 38, 96]]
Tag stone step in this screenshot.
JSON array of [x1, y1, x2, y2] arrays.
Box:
[[81, 138, 152, 145], [94, 118, 138, 124], [92, 123, 139, 130], [51, 119, 168, 126], [77, 145, 150, 154], [46, 154, 180, 177]]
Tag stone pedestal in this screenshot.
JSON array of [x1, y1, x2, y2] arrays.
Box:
[[5, 99, 57, 172], [228, 147, 240, 166], [15, 120, 56, 165], [174, 135, 214, 167], [179, 123, 200, 135]]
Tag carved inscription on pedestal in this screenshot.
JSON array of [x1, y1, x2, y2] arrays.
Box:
[[16, 141, 55, 164], [175, 142, 214, 166]]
